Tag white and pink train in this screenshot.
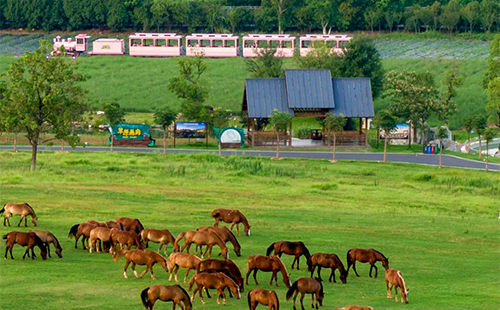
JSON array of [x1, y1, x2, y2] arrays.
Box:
[[52, 33, 352, 58]]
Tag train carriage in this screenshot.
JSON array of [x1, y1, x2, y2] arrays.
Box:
[[129, 33, 182, 57], [299, 34, 352, 57], [89, 38, 125, 55], [242, 34, 295, 58], [185, 33, 239, 57]]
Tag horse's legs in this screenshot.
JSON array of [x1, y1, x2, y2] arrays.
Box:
[[22, 246, 30, 259], [208, 245, 213, 258], [291, 256, 297, 269], [352, 261, 360, 277], [252, 269, 259, 285], [123, 259, 131, 279], [386, 281, 392, 299], [292, 291, 298, 310], [317, 266, 322, 281], [158, 243, 163, 253], [296, 255, 300, 270], [245, 268, 252, 285], [198, 284, 205, 304], [184, 267, 191, 283], [148, 264, 156, 280], [299, 292, 306, 310], [213, 217, 220, 227], [270, 270, 277, 287], [329, 268, 336, 283], [17, 215, 25, 227], [374, 264, 378, 278], [310, 265, 316, 278], [235, 223, 240, 236], [311, 292, 315, 308], [24, 216, 28, 227], [4, 245, 11, 259], [201, 245, 210, 259], [47, 243, 51, 258], [394, 286, 399, 302], [230, 222, 237, 235]]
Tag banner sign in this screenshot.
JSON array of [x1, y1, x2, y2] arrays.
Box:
[[212, 125, 245, 148], [380, 123, 409, 140], [112, 123, 151, 140], [175, 122, 207, 139]]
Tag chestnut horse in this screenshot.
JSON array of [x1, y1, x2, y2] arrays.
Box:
[[385, 268, 409, 304], [111, 230, 143, 250], [197, 226, 241, 257], [141, 228, 176, 256], [175, 230, 229, 259], [30, 230, 63, 258], [246, 255, 291, 288], [115, 217, 145, 234], [113, 249, 168, 280], [286, 277, 324, 310], [168, 252, 202, 282], [211, 208, 251, 236], [188, 272, 241, 305], [336, 306, 373, 310], [267, 241, 312, 270], [3, 231, 47, 260], [199, 268, 239, 298], [309, 253, 347, 284], [346, 248, 389, 278], [89, 227, 115, 253], [86, 220, 107, 227], [141, 284, 192, 310], [68, 222, 98, 249], [248, 289, 279, 310], [1, 203, 38, 227], [198, 258, 244, 292]]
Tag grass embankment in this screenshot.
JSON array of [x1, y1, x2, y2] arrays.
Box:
[[0, 151, 499, 310]]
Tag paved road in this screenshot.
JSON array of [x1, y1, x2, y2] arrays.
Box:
[[1, 145, 499, 171]]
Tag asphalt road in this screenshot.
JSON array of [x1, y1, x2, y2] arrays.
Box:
[[1, 145, 499, 171]]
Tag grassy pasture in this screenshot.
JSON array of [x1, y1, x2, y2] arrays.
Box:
[[0, 151, 499, 310]]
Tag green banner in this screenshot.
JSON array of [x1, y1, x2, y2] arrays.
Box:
[[111, 123, 151, 140]]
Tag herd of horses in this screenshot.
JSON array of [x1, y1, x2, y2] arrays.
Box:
[[2, 203, 410, 309]]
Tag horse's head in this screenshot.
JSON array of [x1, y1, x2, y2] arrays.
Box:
[[382, 258, 390, 270], [317, 292, 324, 306], [232, 286, 241, 300], [402, 287, 409, 304], [283, 273, 292, 288], [40, 248, 47, 260], [55, 247, 63, 258], [340, 271, 347, 284], [32, 216, 38, 227], [244, 225, 251, 237]]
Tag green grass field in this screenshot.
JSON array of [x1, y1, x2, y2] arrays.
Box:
[[0, 151, 499, 310]]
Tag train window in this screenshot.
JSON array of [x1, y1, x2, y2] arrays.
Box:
[[213, 40, 223, 47], [131, 39, 141, 46], [282, 40, 292, 48], [257, 40, 268, 48], [270, 40, 280, 47], [168, 39, 179, 47], [339, 41, 349, 48], [155, 39, 166, 46], [224, 40, 235, 47], [244, 40, 255, 48], [200, 40, 210, 47], [143, 39, 154, 46], [301, 40, 312, 48], [77, 39, 84, 44], [187, 39, 198, 47]]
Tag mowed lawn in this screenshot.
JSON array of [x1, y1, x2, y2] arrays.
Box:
[[0, 151, 499, 310]]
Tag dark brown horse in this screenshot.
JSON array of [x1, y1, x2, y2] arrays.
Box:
[[141, 228, 176, 256], [267, 241, 312, 270], [198, 258, 244, 292], [141, 284, 192, 310], [246, 255, 291, 288], [188, 272, 241, 305], [211, 208, 251, 236], [115, 217, 145, 234], [30, 230, 63, 258], [309, 253, 347, 284], [248, 289, 279, 310], [110, 230, 143, 250], [385, 268, 409, 304], [68, 222, 97, 249], [1, 203, 38, 227], [346, 248, 389, 278], [113, 249, 168, 280], [286, 277, 324, 310], [3, 231, 47, 260]]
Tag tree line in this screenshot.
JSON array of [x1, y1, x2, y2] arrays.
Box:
[[1, 0, 500, 34]]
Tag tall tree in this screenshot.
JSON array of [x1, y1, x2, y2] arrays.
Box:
[[436, 126, 448, 169], [269, 109, 292, 160], [474, 115, 487, 159], [102, 102, 125, 127], [374, 110, 397, 163], [337, 0, 358, 31], [486, 78, 500, 152], [483, 128, 497, 172], [210, 107, 231, 156], [364, 7, 381, 32], [463, 115, 474, 155], [461, 1, 480, 33], [295, 44, 341, 76], [480, 0, 499, 33], [323, 113, 346, 163], [154, 106, 177, 154], [484, 35, 500, 89], [0, 41, 87, 171], [439, 0, 462, 34], [438, 67, 464, 124], [384, 9, 401, 33], [245, 47, 285, 78]]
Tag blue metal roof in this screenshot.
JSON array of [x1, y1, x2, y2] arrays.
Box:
[[244, 78, 292, 118], [284, 69, 335, 109], [331, 78, 375, 118]]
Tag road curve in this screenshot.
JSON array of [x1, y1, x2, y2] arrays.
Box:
[[1, 145, 499, 171]]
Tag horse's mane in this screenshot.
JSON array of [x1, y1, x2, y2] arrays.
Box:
[[175, 284, 192, 308], [150, 251, 167, 262], [223, 227, 239, 244], [49, 232, 62, 250], [314, 277, 324, 297], [33, 233, 46, 250], [219, 272, 238, 287], [25, 203, 36, 216], [274, 256, 289, 277], [135, 219, 144, 231], [370, 249, 388, 260]]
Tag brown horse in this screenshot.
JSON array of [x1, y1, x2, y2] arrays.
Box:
[[335, 306, 373, 310], [309, 253, 347, 284], [68, 222, 98, 249], [248, 289, 280, 310], [106, 221, 125, 230], [267, 241, 312, 270], [199, 268, 239, 298], [197, 226, 242, 257], [286, 277, 324, 310], [346, 248, 389, 278], [30, 230, 63, 258], [211, 208, 251, 236], [115, 217, 145, 234], [188, 272, 241, 305], [89, 227, 115, 253], [1, 203, 38, 227], [141, 284, 192, 310], [113, 249, 169, 280], [175, 230, 229, 259], [198, 258, 244, 292], [385, 268, 409, 304], [168, 252, 202, 282], [141, 228, 176, 256], [246, 255, 291, 288], [86, 220, 107, 227], [111, 230, 143, 250], [3, 231, 47, 260]]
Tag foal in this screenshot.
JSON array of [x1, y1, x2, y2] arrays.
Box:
[[30, 230, 63, 258], [141, 284, 192, 310], [211, 208, 251, 236], [385, 268, 409, 304], [286, 277, 324, 310], [248, 289, 280, 310]]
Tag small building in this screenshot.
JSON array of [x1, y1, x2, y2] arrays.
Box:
[[242, 69, 375, 147]]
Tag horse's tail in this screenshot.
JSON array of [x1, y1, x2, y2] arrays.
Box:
[[274, 290, 280, 310], [2, 233, 8, 240], [266, 242, 275, 256], [174, 231, 186, 251], [286, 280, 298, 300], [188, 274, 196, 291], [247, 289, 252, 308], [211, 209, 220, 219], [346, 249, 353, 270], [175, 284, 192, 309], [0, 204, 5, 214], [68, 224, 80, 239], [136, 219, 145, 232], [315, 277, 324, 297], [113, 249, 126, 263], [140, 287, 150, 309]]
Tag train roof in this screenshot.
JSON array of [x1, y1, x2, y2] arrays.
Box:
[[242, 34, 293, 39], [186, 33, 238, 39], [129, 33, 181, 39], [300, 34, 352, 40]]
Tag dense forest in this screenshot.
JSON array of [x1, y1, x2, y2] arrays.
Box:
[[0, 0, 499, 34]]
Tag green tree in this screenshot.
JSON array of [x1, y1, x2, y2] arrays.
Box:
[[374, 110, 397, 163], [463, 115, 474, 155], [486, 77, 500, 152], [384, 9, 402, 33], [0, 41, 87, 171], [439, 0, 462, 34], [107, 0, 128, 32], [228, 7, 249, 33], [269, 109, 292, 159], [483, 35, 500, 89], [436, 126, 448, 169], [337, 0, 358, 31], [483, 128, 497, 172], [154, 106, 177, 154], [438, 67, 464, 124], [323, 113, 346, 163], [405, 4, 422, 33], [306, 0, 337, 34], [430, 1, 442, 31], [151, 0, 170, 31], [364, 7, 381, 32], [474, 115, 487, 159], [480, 0, 498, 33], [295, 44, 341, 76], [461, 1, 480, 33], [245, 47, 285, 78], [102, 102, 125, 127], [210, 107, 231, 156]]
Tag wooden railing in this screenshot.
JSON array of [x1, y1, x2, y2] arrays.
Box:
[[324, 131, 366, 146], [247, 131, 290, 146]]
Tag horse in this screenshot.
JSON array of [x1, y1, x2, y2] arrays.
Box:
[[68, 222, 98, 249], [106, 221, 125, 230], [197, 226, 241, 257], [89, 227, 115, 253], [188, 272, 241, 305], [113, 249, 168, 280], [198, 258, 244, 292], [309, 253, 347, 284], [286, 277, 324, 310], [248, 289, 280, 310], [141, 284, 192, 310], [141, 228, 176, 256], [199, 268, 239, 299], [1, 203, 38, 227], [110, 230, 143, 250], [211, 208, 251, 236], [115, 217, 145, 234], [266, 241, 312, 270], [175, 230, 229, 259], [385, 268, 409, 304], [335, 306, 373, 310], [346, 248, 389, 278], [246, 255, 291, 288], [30, 230, 63, 258], [168, 252, 202, 283], [86, 220, 108, 227], [3, 231, 47, 260]]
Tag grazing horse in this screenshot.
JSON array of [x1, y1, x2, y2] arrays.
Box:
[[197, 226, 241, 257], [3, 231, 47, 260], [267, 241, 312, 270], [385, 268, 409, 304], [115, 217, 145, 235], [30, 230, 63, 258], [246, 255, 291, 288], [86, 220, 107, 227], [89, 227, 115, 253], [141, 284, 192, 310], [248, 289, 280, 310], [188, 272, 241, 305], [286, 277, 324, 310], [68, 222, 98, 249], [198, 258, 244, 292], [110, 230, 143, 250], [175, 230, 229, 259], [211, 208, 251, 236], [309, 253, 347, 284], [335, 306, 373, 310], [346, 248, 389, 278], [113, 249, 168, 280], [1, 203, 38, 227], [141, 228, 176, 256], [106, 221, 125, 230], [168, 252, 202, 282], [199, 268, 239, 298]]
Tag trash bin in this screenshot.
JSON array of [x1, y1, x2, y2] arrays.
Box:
[[423, 144, 439, 154]]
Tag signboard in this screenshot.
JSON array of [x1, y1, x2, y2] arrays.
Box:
[[175, 122, 207, 139], [112, 123, 151, 140], [212, 125, 245, 148], [380, 123, 410, 145]]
